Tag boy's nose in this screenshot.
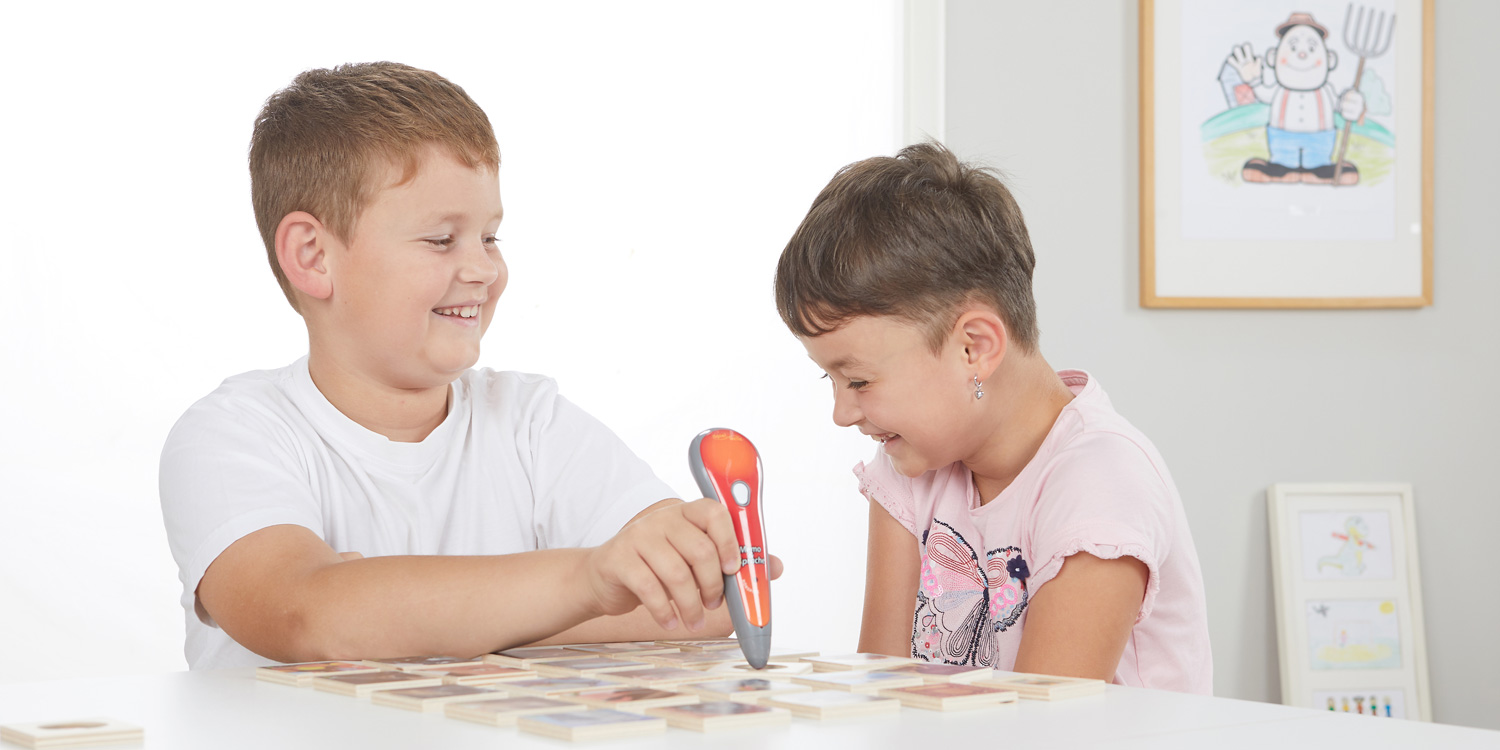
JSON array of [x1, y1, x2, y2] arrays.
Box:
[[459, 241, 501, 285], [831, 388, 861, 428]]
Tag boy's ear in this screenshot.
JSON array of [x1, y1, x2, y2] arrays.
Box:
[[275, 211, 333, 302], [956, 308, 1008, 379]]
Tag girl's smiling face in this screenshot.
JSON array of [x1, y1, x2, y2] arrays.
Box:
[[799, 314, 980, 478]]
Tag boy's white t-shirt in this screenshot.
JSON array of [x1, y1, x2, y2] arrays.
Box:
[[159, 357, 677, 670]]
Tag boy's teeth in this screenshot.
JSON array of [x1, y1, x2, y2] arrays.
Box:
[[437, 305, 480, 318]]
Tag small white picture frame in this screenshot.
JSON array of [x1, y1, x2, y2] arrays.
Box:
[[1267, 483, 1430, 720]]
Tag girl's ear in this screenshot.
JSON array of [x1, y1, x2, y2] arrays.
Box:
[[956, 307, 1008, 379], [275, 211, 334, 303]]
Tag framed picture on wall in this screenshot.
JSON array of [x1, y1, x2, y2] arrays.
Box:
[[1267, 483, 1431, 720], [1139, 0, 1433, 308]]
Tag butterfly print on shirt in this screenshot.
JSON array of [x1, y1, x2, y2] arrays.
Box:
[[911, 519, 1029, 666]]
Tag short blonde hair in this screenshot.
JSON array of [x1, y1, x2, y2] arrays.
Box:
[[249, 62, 500, 311]]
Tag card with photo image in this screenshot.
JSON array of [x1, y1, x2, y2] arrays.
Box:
[[691, 677, 813, 703], [879, 683, 1019, 711], [0, 718, 144, 749], [560, 686, 701, 713], [431, 663, 536, 686], [518, 709, 666, 741], [975, 671, 1105, 700], [255, 660, 381, 686], [802, 653, 915, 672], [761, 691, 903, 719], [444, 696, 580, 726], [311, 670, 444, 697], [371, 684, 502, 712], [532, 657, 654, 677], [645, 700, 791, 732], [361, 655, 485, 671], [499, 677, 619, 697], [793, 670, 924, 693]]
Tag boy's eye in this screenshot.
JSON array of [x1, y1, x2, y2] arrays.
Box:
[[424, 236, 454, 248]]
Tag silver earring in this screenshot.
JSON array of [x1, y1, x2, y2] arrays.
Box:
[[973, 375, 985, 400]]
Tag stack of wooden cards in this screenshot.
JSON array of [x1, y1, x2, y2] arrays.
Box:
[[362, 655, 484, 671], [878, 683, 1019, 711], [803, 653, 915, 672], [691, 677, 812, 704], [518, 709, 666, 741], [311, 670, 444, 697], [561, 686, 701, 713], [644, 701, 790, 732], [255, 660, 380, 686], [445, 696, 580, 726], [761, 691, 902, 720], [371, 684, 503, 712], [880, 663, 992, 684], [977, 671, 1106, 700], [793, 670, 924, 693], [0, 719, 143, 749]]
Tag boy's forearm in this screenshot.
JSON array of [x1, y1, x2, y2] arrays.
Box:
[[529, 601, 733, 648], [277, 548, 602, 662]]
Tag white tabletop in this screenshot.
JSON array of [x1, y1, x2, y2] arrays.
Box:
[[1, 669, 1496, 749]]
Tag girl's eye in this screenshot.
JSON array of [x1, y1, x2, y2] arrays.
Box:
[[847, 380, 869, 390], [483, 235, 501, 249]]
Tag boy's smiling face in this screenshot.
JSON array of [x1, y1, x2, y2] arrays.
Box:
[[799, 314, 977, 478], [323, 145, 505, 390]]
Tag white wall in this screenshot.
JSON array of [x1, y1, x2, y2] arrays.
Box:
[[0, 2, 900, 681], [943, 0, 1499, 731]]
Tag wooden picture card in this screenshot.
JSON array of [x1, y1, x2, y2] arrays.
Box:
[[880, 663, 992, 684], [255, 660, 381, 687], [444, 696, 580, 726], [563, 642, 680, 657], [703, 659, 814, 678], [761, 691, 902, 720], [518, 709, 666, 741], [560, 686, 701, 713], [499, 678, 619, 697], [432, 664, 536, 686], [371, 684, 502, 712], [643, 650, 742, 669], [645, 701, 791, 732], [600, 667, 721, 688], [691, 677, 813, 703], [654, 638, 741, 651], [486, 647, 597, 668], [879, 683, 1019, 711], [361, 655, 485, 671], [532, 657, 654, 677], [803, 653, 915, 672], [793, 670, 924, 693], [311, 670, 444, 698], [0, 718, 143, 749], [976, 671, 1106, 700]]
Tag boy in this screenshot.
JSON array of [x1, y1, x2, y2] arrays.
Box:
[[774, 144, 1211, 692], [160, 62, 770, 669]]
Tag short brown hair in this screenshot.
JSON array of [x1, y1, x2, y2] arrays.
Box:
[[250, 62, 500, 311], [775, 142, 1039, 353]]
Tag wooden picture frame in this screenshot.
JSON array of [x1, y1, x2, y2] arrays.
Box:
[[1140, 0, 1433, 308], [1267, 483, 1431, 720]]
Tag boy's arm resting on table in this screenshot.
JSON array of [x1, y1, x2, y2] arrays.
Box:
[[858, 499, 920, 657], [198, 497, 747, 663], [1011, 551, 1149, 680]]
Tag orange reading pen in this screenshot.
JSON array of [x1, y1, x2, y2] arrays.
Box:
[[688, 428, 772, 668]]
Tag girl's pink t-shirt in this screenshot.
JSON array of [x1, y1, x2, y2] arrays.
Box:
[[854, 370, 1212, 694]]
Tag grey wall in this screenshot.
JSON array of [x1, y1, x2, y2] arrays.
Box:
[[943, 0, 1498, 730]]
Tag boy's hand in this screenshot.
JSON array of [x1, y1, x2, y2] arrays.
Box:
[[582, 498, 747, 632]]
